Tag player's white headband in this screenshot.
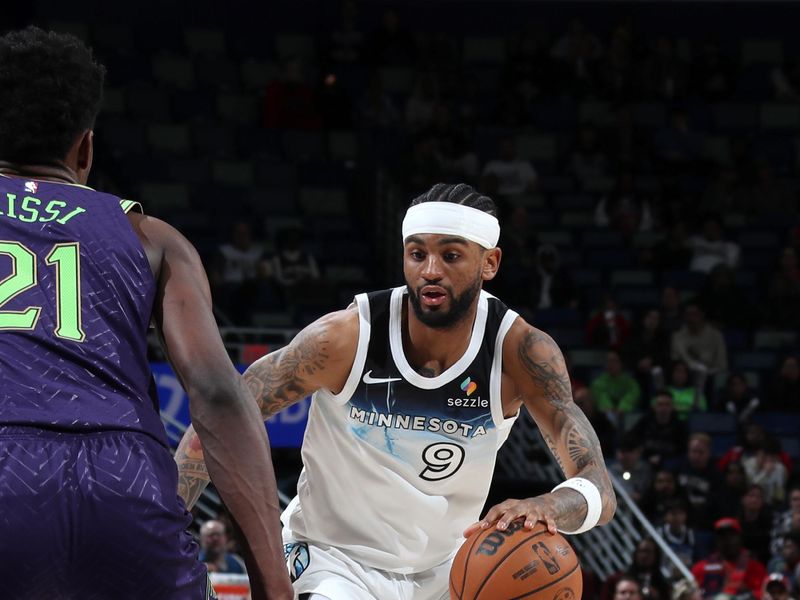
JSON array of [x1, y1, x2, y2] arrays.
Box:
[[402, 203, 501, 249]]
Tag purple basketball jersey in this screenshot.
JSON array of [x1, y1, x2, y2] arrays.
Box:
[[0, 175, 165, 445]]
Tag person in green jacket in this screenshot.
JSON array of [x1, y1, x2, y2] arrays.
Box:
[[667, 359, 708, 419], [590, 350, 641, 428]]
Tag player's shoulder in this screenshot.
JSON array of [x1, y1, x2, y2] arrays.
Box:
[[502, 317, 564, 365], [298, 303, 360, 355]]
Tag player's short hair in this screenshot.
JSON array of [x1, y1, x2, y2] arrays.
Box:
[[410, 183, 498, 218], [0, 26, 105, 163]]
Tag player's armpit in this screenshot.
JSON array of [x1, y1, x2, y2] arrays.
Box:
[[508, 326, 617, 530], [245, 308, 359, 420]]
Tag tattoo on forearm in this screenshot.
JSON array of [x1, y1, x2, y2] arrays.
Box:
[[543, 432, 568, 475], [566, 423, 597, 470], [518, 330, 572, 411], [175, 429, 210, 508], [245, 328, 330, 419]]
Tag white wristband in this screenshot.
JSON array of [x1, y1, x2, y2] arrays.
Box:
[[551, 477, 602, 535]]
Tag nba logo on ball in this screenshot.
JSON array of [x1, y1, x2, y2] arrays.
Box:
[[460, 377, 477, 396]]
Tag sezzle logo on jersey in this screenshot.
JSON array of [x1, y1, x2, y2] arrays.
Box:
[[447, 375, 488, 408]]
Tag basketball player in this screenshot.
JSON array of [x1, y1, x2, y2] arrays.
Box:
[[177, 183, 617, 600], [0, 28, 292, 599]]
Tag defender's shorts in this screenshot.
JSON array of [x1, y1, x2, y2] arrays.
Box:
[[0, 426, 213, 600], [283, 524, 451, 600]]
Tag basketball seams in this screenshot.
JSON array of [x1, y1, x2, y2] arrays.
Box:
[[506, 562, 581, 600], [470, 529, 549, 600], [459, 528, 485, 598]]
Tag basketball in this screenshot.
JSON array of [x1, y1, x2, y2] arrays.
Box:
[[450, 519, 582, 600]]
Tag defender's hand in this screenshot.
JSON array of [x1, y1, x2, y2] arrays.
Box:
[[463, 495, 558, 538]]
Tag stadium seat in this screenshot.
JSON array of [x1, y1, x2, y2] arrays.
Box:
[[760, 103, 800, 130], [534, 308, 581, 328], [515, 134, 557, 162], [140, 183, 190, 214], [241, 59, 280, 90], [754, 330, 798, 350], [127, 87, 171, 119], [537, 230, 573, 247], [217, 93, 258, 124], [195, 57, 241, 91], [569, 349, 607, 369], [724, 330, 749, 351], [712, 103, 759, 133], [192, 124, 237, 156], [328, 131, 358, 163], [167, 159, 212, 185], [753, 413, 800, 436], [733, 352, 778, 371], [282, 131, 326, 163], [462, 36, 506, 63], [633, 103, 666, 129], [184, 28, 227, 56], [274, 34, 315, 59], [688, 412, 737, 434], [741, 39, 783, 65], [579, 101, 613, 126], [147, 124, 190, 155], [152, 56, 195, 89], [548, 328, 585, 348], [299, 188, 349, 216], [610, 270, 654, 287], [212, 160, 255, 186]]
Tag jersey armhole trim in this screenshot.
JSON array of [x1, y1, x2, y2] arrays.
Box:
[[490, 310, 520, 430], [120, 199, 142, 214], [325, 294, 371, 406]]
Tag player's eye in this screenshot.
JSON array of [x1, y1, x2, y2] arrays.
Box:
[[409, 250, 425, 261], [443, 252, 460, 262]]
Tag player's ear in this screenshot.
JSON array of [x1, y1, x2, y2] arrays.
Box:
[[481, 247, 501, 281], [75, 129, 93, 182]]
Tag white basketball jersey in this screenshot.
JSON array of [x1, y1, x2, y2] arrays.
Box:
[[282, 286, 519, 574]]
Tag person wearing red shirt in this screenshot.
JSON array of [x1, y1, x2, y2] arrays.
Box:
[[692, 518, 767, 599]]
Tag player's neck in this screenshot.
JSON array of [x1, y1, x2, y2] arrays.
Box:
[[402, 300, 477, 376], [0, 161, 79, 185]]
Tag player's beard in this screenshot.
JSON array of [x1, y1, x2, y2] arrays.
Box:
[[407, 275, 482, 330]]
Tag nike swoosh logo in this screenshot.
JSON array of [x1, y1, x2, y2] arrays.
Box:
[[362, 370, 402, 385]]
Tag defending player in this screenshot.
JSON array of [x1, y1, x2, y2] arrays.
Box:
[[0, 28, 292, 599], [177, 183, 617, 600]]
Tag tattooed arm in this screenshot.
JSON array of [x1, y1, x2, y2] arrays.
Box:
[[465, 322, 616, 536], [175, 306, 359, 508]]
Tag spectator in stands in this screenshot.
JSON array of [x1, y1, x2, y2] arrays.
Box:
[[607, 432, 652, 504], [263, 56, 322, 130], [697, 264, 754, 329], [771, 58, 800, 101], [761, 572, 795, 600], [568, 124, 609, 190], [599, 23, 635, 101], [613, 576, 643, 600], [605, 105, 651, 170], [690, 40, 735, 100], [358, 72, 401, 129], [326, 0, 364, 64], [671, 301, 728, 401], [750, 161, 796, 216], [676, 433, 720, 529], [743, 437, 789, 507], [657, 497, 697, 575], [630, 391, 688, 469], [654, 108, 702, 167], [550, 18, 603, 96], [590, 350, 641, 426], [641, 469, 688, 524], [316, 70, 354, 129], [529, 243, 579, 310], [270, 226, 321, 305], [771, 486, 800, 559], [766, 355, 800, 412], [645, 221, 692, 272], [364, 8, 417, 66], [767, 248, 800, 329], [691, 517, 767, 600], [643, 35, 688, 100], [481, 137, 538, 200], [672, 578, 704, 600], [717, 460, 749, 520], [211, 221, 272, 322], [719, 423, 793, 476], [688, 216, 740, 274], [424, 104, 480, 183], [405, 73, 439, 132], [624, 309, 670, 399], [667, 360, 708, 420], [574, 387, 618, 458], [602, 538, 670, 600], [587, 295, 632, 351], [660, 286, 685, 334], [739, 484, 775, 564], [719, 373, 762, 425], [767, 533, 800, 592], [595, 170, 656, 241], [199, 519, 247, 574]]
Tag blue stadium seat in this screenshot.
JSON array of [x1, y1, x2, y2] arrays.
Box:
[[733, 352, 778, 371], [534, 308, 582, 328], [688, 412, 737, 434], [753, 413, 800, 436]]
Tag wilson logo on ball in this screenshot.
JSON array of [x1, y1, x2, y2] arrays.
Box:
[[475, 519, 526, 556]]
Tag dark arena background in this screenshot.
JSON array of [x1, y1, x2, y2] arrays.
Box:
[[11, 1, 800, 598]]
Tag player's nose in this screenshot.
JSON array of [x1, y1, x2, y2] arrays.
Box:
[[420, 254, 444, 280]]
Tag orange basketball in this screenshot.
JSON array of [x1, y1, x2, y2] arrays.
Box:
[[450, 519, 582, 600]]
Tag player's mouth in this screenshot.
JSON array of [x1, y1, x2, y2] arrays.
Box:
[[420, 285, 448, 307]]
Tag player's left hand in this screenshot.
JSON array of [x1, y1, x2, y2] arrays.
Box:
[[463, 496, 558, 538]]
